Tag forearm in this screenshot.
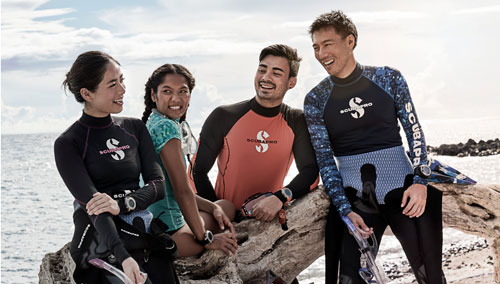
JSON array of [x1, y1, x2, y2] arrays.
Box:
[[175, 186, 205, 240], [195, 195, 216, 214]]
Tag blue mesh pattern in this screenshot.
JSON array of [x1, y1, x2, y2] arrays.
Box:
[[336, 146, 413, 203]]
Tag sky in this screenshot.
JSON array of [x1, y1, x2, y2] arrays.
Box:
[[2, 0, 500, 135]]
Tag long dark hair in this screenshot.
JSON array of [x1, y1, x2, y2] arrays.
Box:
[[142, 64, 195, 123], [63, 51, 120, 103]]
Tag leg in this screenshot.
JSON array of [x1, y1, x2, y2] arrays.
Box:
[[325, 203, 343, 284], [171, 223, 205, 257], [200, 199, 235, 233], [383, 186, 446, 284], [142, 255, 180, 284]]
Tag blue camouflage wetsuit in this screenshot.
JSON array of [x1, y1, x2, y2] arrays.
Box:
[[304, 63, 446, 284]]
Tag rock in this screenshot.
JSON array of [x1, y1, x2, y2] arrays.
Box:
[[427, 138, 500, 157], [39, 183, 500, 283]]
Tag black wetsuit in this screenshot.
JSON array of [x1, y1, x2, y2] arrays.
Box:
[[55, 112, 178, 284], [193, 98, 319, 210], [304, 64, 445, 284]]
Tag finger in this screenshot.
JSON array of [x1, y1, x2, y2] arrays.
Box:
[[225, 220, 236, 238], [402, 198, 416, 215], [417, 204, 426, 217], [216, 216, 225, 231], [401, 191, 409, 208]]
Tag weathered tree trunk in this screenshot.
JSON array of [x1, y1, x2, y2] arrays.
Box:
[[39, 183, 500, 283]]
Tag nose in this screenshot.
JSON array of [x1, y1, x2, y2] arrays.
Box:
[[261, 70, 273, 82], [317, 47, 327, 60], [118, 81, 126, 95]]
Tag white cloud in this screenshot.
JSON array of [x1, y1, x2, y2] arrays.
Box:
[[450, 5, 500, 15]]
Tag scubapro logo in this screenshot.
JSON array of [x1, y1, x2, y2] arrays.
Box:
[[256, 130, 269, 153], [246, 130, 277, 153], [339, 97, 373, 119], [98, 138, 129, 160]]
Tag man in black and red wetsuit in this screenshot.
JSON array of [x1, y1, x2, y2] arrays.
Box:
[[192, 44, 319, 223]]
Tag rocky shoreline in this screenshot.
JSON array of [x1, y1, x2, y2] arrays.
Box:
[[427, 138, 500, 157]]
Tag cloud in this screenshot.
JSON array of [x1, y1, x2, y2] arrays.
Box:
[[450, 5, 500, 15]]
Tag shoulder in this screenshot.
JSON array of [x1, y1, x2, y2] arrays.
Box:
[[54, 121, 82, 147], [210, 99, 251, 119], [305, 76, 335, 107], [362, 65, 404, 81], [146, 113, 181, 142], [280, 104, 306, 130]]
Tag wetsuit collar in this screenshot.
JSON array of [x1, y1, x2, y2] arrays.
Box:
[[330, 62, 363, 86], [79, 111, 113, 128], [250, 97, 282, 117]]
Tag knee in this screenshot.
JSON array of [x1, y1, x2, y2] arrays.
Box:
[[215, 199, 236, 221]]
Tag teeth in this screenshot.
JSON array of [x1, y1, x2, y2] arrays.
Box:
[[169, 106, 181, 110], [260, 83, 274, 89], [324, 60, 334, 66], [113, 100, 123, 104]]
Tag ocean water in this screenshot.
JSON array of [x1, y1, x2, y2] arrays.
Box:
[[1, 116, 499, 283]]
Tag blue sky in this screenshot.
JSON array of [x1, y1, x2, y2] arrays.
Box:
[[2, 0, 500, 134]]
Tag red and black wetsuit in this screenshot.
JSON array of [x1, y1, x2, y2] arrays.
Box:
[[54, 112, 178, 283], [193, 97, 318, 210]]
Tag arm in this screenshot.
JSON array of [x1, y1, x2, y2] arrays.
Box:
[[192, 108, 225, 201], [118, 121, 165, 213], [393, 71, 429, 217], [393, 70, 429, 186], [54, 136, 130, 264], [161, 138, 206, 241], [285, 112, 320, 199], [303, 78, 352, 217]]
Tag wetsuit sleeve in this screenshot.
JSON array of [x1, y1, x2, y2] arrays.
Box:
[[192, 107, 225, 201], [285, 112, 319, 199], [122, 121, 165, 212], [304, 78, 352, 217], [392, 71, 429, 186], [54, 136, 130, 263]]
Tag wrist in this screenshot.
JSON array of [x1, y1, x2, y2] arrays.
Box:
[[195, 230, 214, 246], [273, 188, 293, 206]]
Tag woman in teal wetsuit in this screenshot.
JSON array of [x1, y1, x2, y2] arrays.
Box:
[[142, 64, 238, 257]]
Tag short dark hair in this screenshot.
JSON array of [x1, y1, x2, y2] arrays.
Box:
[[309, 10, 358, 49], [142, 64, 195, 123], [62, 51, 120, 103], [259, 44, 301, 78]]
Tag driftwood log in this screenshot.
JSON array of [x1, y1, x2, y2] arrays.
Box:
[[39, 183, 500, 283]]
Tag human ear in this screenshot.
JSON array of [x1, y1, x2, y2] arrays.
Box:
[[288, 77, 297, 89], [80, 88, 92, 102], [150, 88, 157, 102]]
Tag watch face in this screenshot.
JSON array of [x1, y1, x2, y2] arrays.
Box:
[[125, 196, 136, 211], [282, 188, 292, 199], [421, 165, 431, 177], [206, 230, 214, 242]]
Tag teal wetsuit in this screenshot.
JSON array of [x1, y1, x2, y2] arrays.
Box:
[[146, 109, 186, 233]]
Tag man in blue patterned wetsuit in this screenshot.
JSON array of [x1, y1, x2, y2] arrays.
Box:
[[304, 11, 446, 283]]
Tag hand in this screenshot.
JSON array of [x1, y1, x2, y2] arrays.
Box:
[[86, 192, 120, 216], [346, 211, 373, 239], [212, 204, 236, 239], [205, 232, 238, 256], [252, 195, 282, 222], [401, 184, 427, 218], [122, 257, 146, 284]]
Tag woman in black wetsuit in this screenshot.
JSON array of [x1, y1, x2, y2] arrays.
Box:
[[54, 51, 178, 284]]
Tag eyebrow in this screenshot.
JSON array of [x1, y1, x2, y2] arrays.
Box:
[[259, 63, 285, 73], [106, 74, 123, 84], [313, 39, 335, 47]]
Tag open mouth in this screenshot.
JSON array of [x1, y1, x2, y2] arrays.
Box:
[[259, 81, 275, 90], [323, 59, 334, 66], [168, 105, 182, 110], [113, 99, 123, 105]]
